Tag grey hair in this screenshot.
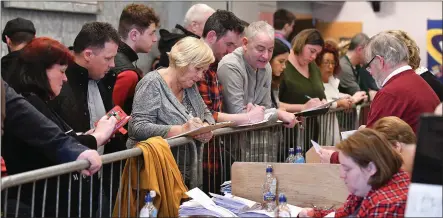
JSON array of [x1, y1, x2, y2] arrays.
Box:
[[245, 21, 274, 41], [183, 4, 215, 27], [364, 32, 409, 68]]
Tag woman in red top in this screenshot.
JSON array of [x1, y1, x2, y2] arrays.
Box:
[[299, 128, 410, 217]]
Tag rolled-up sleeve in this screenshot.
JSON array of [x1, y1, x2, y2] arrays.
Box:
[[217, 63, 245, 114], [129, 81, 172, 140]]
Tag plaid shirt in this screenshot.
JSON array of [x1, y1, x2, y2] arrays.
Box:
[[314, 170, 410, 218], [197, 62, 223, 121]]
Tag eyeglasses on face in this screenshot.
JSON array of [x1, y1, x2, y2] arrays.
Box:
[[364, 55, 378, 71]]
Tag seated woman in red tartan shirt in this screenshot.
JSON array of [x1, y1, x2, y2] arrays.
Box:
[[320, 116, 416, 176], [299, 128, 410, 218]]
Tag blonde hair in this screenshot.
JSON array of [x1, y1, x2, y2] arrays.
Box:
[[386, 30, 421, 70], [168, 36, 215, 69]]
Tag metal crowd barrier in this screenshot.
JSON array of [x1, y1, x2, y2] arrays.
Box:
[[1, 103, 370, 217]]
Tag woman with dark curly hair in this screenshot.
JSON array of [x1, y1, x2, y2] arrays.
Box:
[[316, 41, 367, 109]]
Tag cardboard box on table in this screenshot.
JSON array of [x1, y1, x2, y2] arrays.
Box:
[[231, 161, 348, 208]]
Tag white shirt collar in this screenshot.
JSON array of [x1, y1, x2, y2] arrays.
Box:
[[415, 66, 429, 75], [382, 65, 412, 87]]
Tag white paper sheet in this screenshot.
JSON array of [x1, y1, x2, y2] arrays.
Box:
[[340, 130, 357, 140], [186, 188, 238, 217], [288, 204, 303, 217], [310, 140, 322, 154], [405, 183, 442, 217]]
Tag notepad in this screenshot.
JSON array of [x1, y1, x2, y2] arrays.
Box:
[[236, 110, 276, 127], [168, 121, 234, 139]]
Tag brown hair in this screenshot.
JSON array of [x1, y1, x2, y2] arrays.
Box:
[[118, 4, 160, 40], [291, 28, 324, 55], [373, 116, 416, 146], [386, 30, 420, 70], [315, 40, 341, 76], [336, 128, 403, 189]]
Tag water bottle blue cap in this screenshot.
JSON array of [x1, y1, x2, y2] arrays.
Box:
[[279, 194, 287, 202], [266, 167, 273, 173], [145, 193, 152, 203]]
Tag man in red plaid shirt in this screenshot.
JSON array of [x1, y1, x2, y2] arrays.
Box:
[[299, 129, 410, 218], [198, 10, 265, 124], [197, 10, 266, 193]]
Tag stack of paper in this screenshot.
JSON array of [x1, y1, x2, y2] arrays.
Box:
[[220, 181, 232, 194], [210, 193, 261, 214], [237, 204, 302, 217], [179, 188, 305, 217], [179, 188, 238, 217]]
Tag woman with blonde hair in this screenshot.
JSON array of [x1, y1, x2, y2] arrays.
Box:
[[300, 128, 410, 217], [127, 36, 216, 185]]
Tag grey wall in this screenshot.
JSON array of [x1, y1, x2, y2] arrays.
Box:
[[0, 1, 283, 73], [0, 1, 215, 74], [276, 1, 312, 15]]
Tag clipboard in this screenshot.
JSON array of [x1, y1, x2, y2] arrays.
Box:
[[167, 121, 235, 139], [294, 98, 341, 117]]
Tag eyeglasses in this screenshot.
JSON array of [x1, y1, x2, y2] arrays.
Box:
[[364, 55, 377, 71], [322, 61, 336, 66]]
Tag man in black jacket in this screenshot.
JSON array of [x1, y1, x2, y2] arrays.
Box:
[[105, 3, 160, 115], [1, 79, 102, 217], [156, 3, 215, 68], [49, 22, 123, 216], [1, 17, 35, 85]]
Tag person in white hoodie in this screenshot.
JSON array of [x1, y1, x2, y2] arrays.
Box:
[[315, 41, 367, 145]]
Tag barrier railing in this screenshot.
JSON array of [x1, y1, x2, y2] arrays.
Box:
[[1, 103, 370, 217]]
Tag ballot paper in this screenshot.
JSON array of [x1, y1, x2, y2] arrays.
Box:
[[236, 110, 275, 127], [311, 140, 322, 154], [180, 188, 238, 217], [325, 211, 336, 217], [341, 130, 357, 140], [238, 204, 303, 217], [210, 193, 261, 214]]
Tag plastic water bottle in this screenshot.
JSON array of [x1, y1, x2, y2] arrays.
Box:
[[295, 146, 305, 163], [140, 190, 158, 217], [276, 193, 291, 217], [262, 165, 277, 211], [285, 148, 296, 163], [264, 191, 277, 212]]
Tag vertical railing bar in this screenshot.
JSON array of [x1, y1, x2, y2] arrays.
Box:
[[68, 173, 72, 217], [56, 176, 60, 218], [31, 181, 35, 218], [15, 185, 22, 218], [136, 157, 141, 218]]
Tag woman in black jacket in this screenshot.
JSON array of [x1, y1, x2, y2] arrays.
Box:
[[10, 37, 117, 148], [5, 37, 117, 217]]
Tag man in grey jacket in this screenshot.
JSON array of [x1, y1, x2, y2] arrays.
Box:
[[217, 21, 299, 163], [217, 21, 298, 128]]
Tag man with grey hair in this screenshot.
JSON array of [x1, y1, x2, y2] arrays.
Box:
[[217, 21, 299, 163], [364, 31, 439, 133], [183, 3, 216, 37], [217, 21, 298, 127], [339, 33, 379, 99], [157, 3, 215, 68]]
